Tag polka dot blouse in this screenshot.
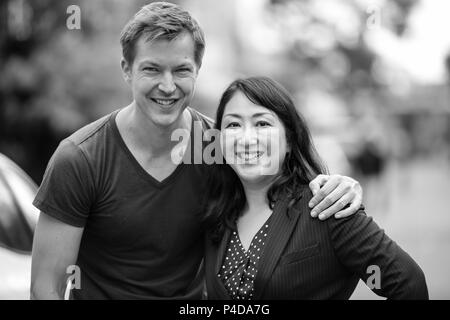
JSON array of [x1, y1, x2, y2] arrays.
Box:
[[217, 219, 271, 300]]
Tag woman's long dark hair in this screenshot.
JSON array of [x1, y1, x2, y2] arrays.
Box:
[[202, 76, 327, 242]]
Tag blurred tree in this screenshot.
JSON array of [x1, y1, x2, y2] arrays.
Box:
[[1, 0, 74, 182], [229, 0, 420, 175], [256, 0, 418, 97], [0, 0, 153, 183]]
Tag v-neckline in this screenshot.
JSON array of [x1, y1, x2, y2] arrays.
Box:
[[110, 109, 195, 188], [235, 214, 272, 254]]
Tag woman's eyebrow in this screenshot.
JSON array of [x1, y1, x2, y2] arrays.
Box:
[[222, 113, 241, 119], [252, 112, 274, 118], [223, 112, 273, 119]]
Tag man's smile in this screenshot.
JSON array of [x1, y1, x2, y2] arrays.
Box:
[[150, 98, 180, 106]]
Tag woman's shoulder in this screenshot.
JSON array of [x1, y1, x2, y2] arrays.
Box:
[[288, 186, 369, 238]]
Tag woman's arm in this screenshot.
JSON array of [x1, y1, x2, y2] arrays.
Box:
[[326, 210, 428, 299]]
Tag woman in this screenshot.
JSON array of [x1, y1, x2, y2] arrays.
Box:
[[202, 76, 428, 300]]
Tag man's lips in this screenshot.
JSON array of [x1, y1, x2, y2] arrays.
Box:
[[150, 98, 180, 106]]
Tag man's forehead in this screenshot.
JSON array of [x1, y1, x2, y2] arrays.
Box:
[[133, 33, 197, 65], [138, 31, 194, 48]]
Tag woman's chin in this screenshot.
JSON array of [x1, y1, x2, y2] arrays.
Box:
[[235, 167, 275, 186]]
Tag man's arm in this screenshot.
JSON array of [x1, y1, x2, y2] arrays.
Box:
[[30, 212, 84, 300], [308, 174, 363, 220]]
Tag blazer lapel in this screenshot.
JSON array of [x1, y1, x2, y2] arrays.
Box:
[[253, 188, 308, 299], [210, 227, 233, 299]]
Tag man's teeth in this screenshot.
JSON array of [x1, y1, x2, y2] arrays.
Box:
[[237, 152, 263, 161], [154, 99, 176, 105]]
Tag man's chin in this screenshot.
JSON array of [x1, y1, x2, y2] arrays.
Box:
[[137, 101, 186, 126], [150, 108, 187, 129], [151, 113, 181, 127]]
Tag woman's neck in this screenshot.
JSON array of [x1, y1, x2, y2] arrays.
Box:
[[241, 179, 273, 214]]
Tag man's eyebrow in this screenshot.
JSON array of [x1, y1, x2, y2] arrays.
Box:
[[137, 60, 158, 66], [174, 62, 194, 68], [136, 61, 194, 68], [176, 62, 193, 68]]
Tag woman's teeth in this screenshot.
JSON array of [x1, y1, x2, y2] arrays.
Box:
[[236, 151, 263, 161]]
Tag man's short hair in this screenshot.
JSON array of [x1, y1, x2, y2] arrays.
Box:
[[120, 2, 205, 68]]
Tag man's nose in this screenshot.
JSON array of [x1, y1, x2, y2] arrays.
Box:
[[158, 72, 176, 94]]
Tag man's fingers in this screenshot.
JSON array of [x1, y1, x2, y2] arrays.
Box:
[[308, 174, 329, 198], [309, 177, 341, 215], [317, 192, 356, 220], [335, 195, 363, 219], [311, 182, 351, 218]]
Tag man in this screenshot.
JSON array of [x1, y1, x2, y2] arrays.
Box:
[[30, 2, 363, 299]]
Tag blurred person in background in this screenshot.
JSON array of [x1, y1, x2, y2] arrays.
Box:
[[30, 2, 363, 300], [351, 115, 391, 216], [203, 77, 428, 300]]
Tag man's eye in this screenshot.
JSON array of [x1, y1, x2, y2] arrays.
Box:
[[176, 68, 192, 75], [225, 122, 240, 128], [143, 67, 158, 72]]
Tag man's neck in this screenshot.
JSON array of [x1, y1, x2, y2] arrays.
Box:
[[117, 102, 191, 158]]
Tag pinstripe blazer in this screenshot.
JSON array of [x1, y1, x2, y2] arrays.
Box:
[[204, 186, 428, 300]]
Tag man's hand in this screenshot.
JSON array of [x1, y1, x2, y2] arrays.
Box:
[[308, 174, 363, 220]]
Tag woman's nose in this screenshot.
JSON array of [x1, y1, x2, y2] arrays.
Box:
[[237, 126, 258, 148]]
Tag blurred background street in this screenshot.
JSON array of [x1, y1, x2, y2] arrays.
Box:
[[1, 0, 449, 299], [351, 156, 450, 299]]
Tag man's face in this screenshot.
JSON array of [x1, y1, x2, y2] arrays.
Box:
[[122, 32, 199, 128]]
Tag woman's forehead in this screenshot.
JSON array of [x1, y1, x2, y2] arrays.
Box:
[[224, 92, 276, 118]]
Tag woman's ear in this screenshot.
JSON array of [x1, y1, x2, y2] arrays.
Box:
[[284, 141, 293, 169], [286, 137, 292, 153]]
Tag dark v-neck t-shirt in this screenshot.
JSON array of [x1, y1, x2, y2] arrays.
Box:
[[33, 107, 214, 299]]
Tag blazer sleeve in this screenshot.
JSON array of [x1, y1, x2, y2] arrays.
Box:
[[326, 210, 429, 299]]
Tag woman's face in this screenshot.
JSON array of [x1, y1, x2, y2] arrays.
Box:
[[220, 91, 289, 186]]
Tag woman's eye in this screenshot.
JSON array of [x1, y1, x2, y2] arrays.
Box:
[[225, 122, 240, 128], [256, 121, 271, 127]]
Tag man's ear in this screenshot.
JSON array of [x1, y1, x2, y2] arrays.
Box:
[[121, 58, 132, 84]]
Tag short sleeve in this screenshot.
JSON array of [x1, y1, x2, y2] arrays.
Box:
[[33, 140, 96, 227]]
